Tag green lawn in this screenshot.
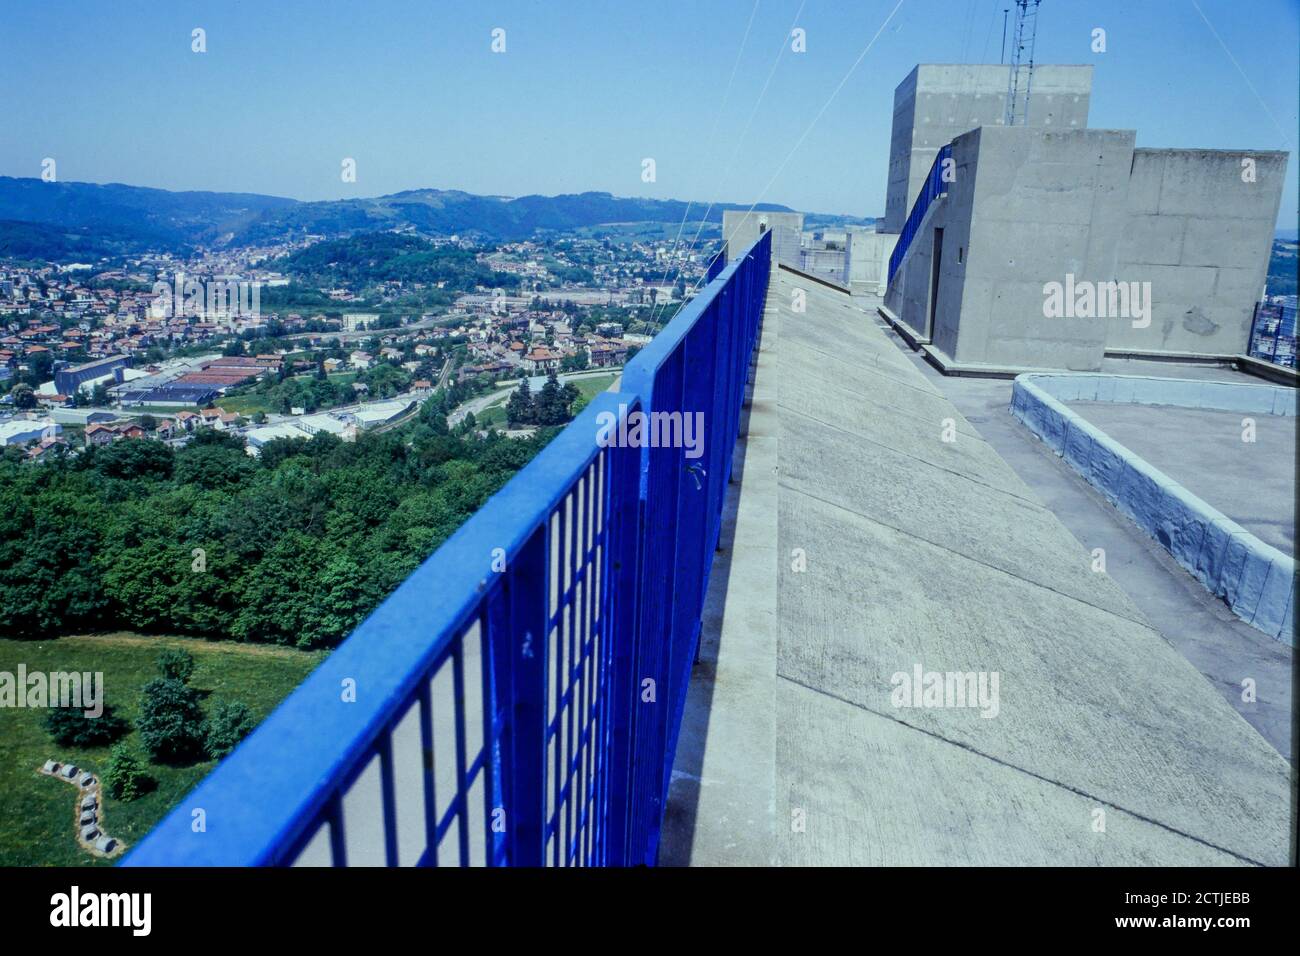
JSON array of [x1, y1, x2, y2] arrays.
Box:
[[572, 372, 618, 401], [0, 633, 324, 866], [214, 392, 271, 417]]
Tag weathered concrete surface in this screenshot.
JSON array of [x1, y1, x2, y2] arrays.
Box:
[[846, 228, 897, 296], [883, 64, 1093, 233], [1109, 149, 1289, 358], [668, 272, 1294, 866], [1068, 402, 1295, 557], [866, 322, 1294, 763]]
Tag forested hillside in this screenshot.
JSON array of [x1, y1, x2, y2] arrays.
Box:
[[0, 405, 555, 647]]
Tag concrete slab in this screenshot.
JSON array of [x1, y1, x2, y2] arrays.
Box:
[[778, 409, 1146, 622], [670, 266, 1295, 867], [1067, 401, 1295, 556], [778, 490, 1291, 865], [878, 327, 1294, 759], [777, 680, 1249, 866]]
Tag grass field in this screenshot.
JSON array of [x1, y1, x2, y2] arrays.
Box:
[[0, 633, 324, 866], [213, 392, 271, 417]]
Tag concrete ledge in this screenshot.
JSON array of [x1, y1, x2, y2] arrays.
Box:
[[1105, 349, 1300, 387], [919, 342, 1070, 379], [777, 261, 851, 295], [1235, 354, 1300, 386], [877, 303, 930, 349], [1011, 373, 1295, 644]]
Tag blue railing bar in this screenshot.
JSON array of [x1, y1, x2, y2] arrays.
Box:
[[451, 643, 471, 866], [545, 634, 602, 737], [477, 618, 501, 867], [621, 250, 754, 400], [543, 716, 602, 840], [124, 392, 633, 866], [888, 142, 953, 284], [379, 734, 399, 867], [432, 746, 487, 845], [417, 684, 439, 867]]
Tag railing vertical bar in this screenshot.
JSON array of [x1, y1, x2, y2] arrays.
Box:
[[478, 605, 501, 866], [550, 504, 567, 867], [452, 641, 470, 866], [379, 732, 399, 867], [507, 525, 549, 866], [418, 684, 438, 867], [328, 794, 347, 867]]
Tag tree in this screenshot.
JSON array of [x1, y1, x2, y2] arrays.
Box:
[[137, 677, 208, 764], [205, 700, 256, 760], [10, 383, 37, 409], [174, 444, 255, 490], [104, 743, 152, 801], [139, 414, 157, 432], [157, 648, 196, 683], [505, 378, 534, 426], [43, 705, 130, 748], [534, 370, 575, 427]]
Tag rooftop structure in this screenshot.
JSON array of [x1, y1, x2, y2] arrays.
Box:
[[882, 64, 1288, 371]]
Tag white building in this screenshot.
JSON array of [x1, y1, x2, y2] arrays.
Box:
[[0, 418, 62, 446]]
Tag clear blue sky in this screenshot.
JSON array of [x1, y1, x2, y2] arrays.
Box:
[[1, 0, 1296, 225]]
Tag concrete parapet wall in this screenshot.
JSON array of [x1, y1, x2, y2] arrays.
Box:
[[723, 210, 804, 268], [846, 229, 897, 295], [1109, 149, 1288, 358], [1011, 372, 1295, 643]]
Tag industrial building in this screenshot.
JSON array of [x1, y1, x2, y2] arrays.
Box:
[[0, 417, 61, 446], [53, 355, 131, 395]]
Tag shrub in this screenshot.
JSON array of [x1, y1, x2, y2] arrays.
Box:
[[156, 648, 196, 684], [43, 705, 130, 748], [104, 743, 152, 801], [136, 677, 208, 764], [205, 700, 256, 760]]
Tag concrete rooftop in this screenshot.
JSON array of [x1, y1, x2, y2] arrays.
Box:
[[662, 268, 1295, 867]]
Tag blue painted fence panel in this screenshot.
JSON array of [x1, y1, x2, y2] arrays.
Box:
[[124, 230, 772, 867], [888, 143, 954, 284]]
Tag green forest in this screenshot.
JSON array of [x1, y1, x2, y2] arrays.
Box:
[[275, 232, 522, 290], [0, 404, 557, 649]]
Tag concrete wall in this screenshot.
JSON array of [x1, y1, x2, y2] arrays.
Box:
[[939, 126, 1136, 370], [723, 210, 804, 266], [846, 228, 898, 295], [1012, 373, 1295, 643], [1107, 149, 1288, 358], [883, 64, 1093, 233]]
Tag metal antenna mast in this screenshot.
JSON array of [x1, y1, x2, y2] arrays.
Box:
[[1004, 0, 1042, 126]]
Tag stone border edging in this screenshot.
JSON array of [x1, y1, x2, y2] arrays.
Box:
[[1010, 373, 1295, 645]]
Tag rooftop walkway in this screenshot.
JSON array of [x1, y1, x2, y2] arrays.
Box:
[[662, 267, 1294, 866]]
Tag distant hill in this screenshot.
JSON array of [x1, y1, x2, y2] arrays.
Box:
[[0, 177, 297, 254], [0, 176, 857, 253]]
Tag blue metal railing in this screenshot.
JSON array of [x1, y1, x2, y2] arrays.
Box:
[[887, 143, 954, 285], [1247, 300, 1297, 368], [123, 229, 772, 867]]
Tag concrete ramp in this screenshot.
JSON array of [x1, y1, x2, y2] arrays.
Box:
[[664, 267, 1294, 866]]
